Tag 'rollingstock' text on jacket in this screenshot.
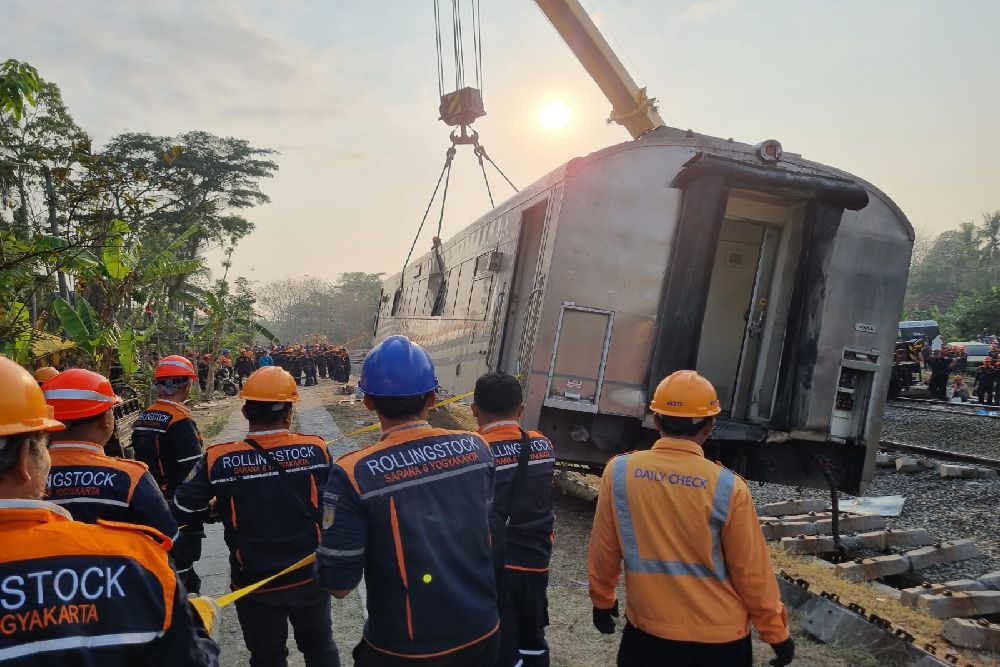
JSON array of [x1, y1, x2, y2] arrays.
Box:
[[317, 421, 499, 659], [130, 399, 204, 498], [45, 440, 178, 540], [480, 421, 555, 572], [0, 499, 217, 666], [171, 429, 331, 590]]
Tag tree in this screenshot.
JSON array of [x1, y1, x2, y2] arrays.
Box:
[[0, 59, 41, 120], [975, 210, 1000, 283], [50, 219, 203, 374], [257, 273, 382, 345], [942, 287, 1000, 340], [182, 274, 276, 400], [909, 225, 934, 272], [905, 222, 982, 309], [0, 64, 278, 383]]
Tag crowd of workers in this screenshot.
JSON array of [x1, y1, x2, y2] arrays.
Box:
[[920, 341, 1000, 404], [2, 337, 794, 667], [192, 344, 353, 392]]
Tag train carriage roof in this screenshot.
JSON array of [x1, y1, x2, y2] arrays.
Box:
[[385, 125, 913, 287]]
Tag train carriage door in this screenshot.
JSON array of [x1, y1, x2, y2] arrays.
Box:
[[733, 226, 780, 415], [544, 305, 614, 413], [498, 200, 548, 375], [695, 220, 776, 414]]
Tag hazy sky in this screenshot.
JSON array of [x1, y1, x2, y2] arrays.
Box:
[[7, 1, 1000, 285]]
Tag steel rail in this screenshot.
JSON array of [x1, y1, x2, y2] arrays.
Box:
[[879, 438, 1000, 471], [889, 396, 1000, 418]]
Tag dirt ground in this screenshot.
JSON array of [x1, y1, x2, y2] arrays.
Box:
[[189, 396, 243, 441]]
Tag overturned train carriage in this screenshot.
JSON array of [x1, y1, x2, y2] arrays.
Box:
[[375, 126, 913, 495]]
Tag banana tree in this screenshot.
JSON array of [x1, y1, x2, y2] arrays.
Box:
[[179, 280, 277, 400], [52, 295, 119, 372], [51, 219, 202, 375]]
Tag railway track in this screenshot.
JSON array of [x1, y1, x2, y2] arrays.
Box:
[[889, 396, 1000, 418], [880, 438, 1000, 472], [758, 496, 1000, 661]]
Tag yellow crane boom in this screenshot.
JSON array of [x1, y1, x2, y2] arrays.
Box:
[[534, 0, 665, 139]]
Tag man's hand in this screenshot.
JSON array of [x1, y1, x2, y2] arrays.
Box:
[[188, 594, 221, 640], [592, 601, 619, 634], [769, 637, 794, 666]]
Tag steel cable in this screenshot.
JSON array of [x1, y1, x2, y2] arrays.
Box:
[[478, 153, 494, 208], [477, 145, 518, 192], [452, 0, 465, 90], [433, 0, 444, 97], [399, 148, 455, 287]]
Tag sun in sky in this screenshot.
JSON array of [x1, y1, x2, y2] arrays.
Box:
[[538, 100, 571, 129]]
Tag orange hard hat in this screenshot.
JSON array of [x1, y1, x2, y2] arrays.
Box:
[[240, 367, 300, 403], [155, 355, 197, 379], [649, 370, 721, 418], [0, 357, 64, 437], [33, 367, 60, 385], [43, 368, 122, 421]]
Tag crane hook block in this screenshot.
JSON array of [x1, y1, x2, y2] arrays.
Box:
[[439, 87, 486, 127]]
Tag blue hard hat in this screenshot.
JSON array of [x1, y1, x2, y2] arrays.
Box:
[[360, 335, 438, 397]]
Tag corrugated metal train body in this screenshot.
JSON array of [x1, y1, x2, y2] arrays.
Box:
[[374, 127, 913, 494]]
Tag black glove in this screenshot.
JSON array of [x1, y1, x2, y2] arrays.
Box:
[[769, 637, 794, 666], [592, 601, 619, 634]]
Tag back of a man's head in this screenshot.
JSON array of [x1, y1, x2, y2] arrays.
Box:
[[243, 400, 292, 428], [473, 372, 522, 420], [153, 377, 191, 399], [655, 413, 711, 438], [0, 432, 49, 497], [368, 392, 436, 421]]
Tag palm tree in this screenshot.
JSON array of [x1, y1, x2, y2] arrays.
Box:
[[975, 211, 1000, 285]]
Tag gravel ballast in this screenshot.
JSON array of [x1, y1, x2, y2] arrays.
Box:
[[749, 407, 1000, 582]]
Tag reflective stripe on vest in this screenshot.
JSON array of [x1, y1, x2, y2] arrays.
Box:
[[611, 455, 735, 580]]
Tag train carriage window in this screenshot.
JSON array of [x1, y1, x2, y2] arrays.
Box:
[[468, 275, 493, 320], [474, 250, 502, 275], [451, 260, 473, 318], [390, 289, 402, 316], [431, 270, 449, 316]]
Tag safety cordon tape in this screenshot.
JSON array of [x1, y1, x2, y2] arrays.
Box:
[[216, 553, 317, 607], [323, 390, 475, 446]]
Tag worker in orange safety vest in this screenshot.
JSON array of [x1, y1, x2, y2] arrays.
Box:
[[131, 354, 206, 594], [0, 356, 219, 665], [587, 370, 794, 667], [42, 368, 178, 539]]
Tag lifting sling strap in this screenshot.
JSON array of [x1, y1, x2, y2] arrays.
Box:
[[243, 438, 316, 520], [490, 428, 531, 579]]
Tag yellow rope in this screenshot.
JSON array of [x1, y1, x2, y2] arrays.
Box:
[[216, 554, 317, 607], [324, 390, 474, 446]]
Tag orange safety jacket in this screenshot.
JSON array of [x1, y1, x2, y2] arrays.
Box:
[[131, 399, 204, 499], [46, 440, 178, 540], [172, 429, 331, 590], [317, 421, 498, 659], [0, 499, 218, 666], [480, 421, 555, 572], [588, 437, 789, 645]]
